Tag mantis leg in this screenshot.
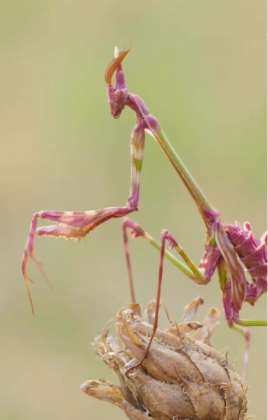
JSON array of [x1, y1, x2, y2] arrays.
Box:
[[22, 121, 147, 314], [122, 219, 197, 303], [22, 206, 136, 314], [122, 218, 221, 371], [122, 218, 219, 302]]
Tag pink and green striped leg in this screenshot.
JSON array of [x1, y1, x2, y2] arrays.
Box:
[[122, 218, 220, 371], [123, 222, 219, 373], [123, 220, 197, 304], [22, 207, 135, 314], [122, 218, 220, 302], [22, 121, 146, 314]]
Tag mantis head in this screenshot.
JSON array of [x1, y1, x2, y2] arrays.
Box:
[[105, 41, 132, 118]]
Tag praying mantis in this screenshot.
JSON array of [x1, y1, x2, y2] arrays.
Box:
[[22, 42, 267, 380]]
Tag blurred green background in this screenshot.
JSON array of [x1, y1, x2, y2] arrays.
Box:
[[0, 1, 266, 419]]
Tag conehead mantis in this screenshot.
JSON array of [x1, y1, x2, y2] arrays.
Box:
[[22, 42, 267, 380]]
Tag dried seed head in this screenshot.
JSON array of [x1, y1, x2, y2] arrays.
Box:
[[81, 297, 248, 420]]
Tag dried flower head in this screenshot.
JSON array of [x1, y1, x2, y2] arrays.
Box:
[[81, 297, 248, 420]]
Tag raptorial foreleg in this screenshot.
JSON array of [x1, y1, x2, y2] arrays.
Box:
[[22, 206, 136, 314], [22, 115, 147, 313]]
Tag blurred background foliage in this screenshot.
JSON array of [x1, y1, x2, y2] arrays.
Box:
[[0, 1, 266, 419]]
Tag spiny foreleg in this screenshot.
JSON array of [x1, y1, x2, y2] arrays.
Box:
[[22, 206, 136, 314], [22, 115, 147, 313]]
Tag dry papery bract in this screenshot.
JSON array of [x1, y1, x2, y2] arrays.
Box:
[[81, 297, 248, 420]]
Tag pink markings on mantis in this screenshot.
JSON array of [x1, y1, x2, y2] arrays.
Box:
[[225, 222, 267, 285], [22, 206, 137, 314], [224, 222, 267, 309], [199, 239, 223, 283], [128, 121, 146, 207], [222, 276, 240, 325], [215, 221, 247, 312], [246, 281, 267, 306]]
